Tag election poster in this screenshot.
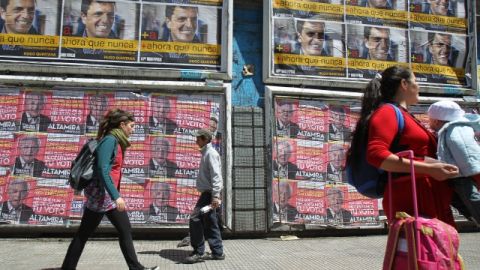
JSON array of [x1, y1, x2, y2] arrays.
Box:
[[273, 18, 346, 77], [0, 175, 7, 209], [175, 178, 200, 223], [69, 194, 84, 220], [0, 88, 21, 132], [148, 135, 178, 180], [122, 139, 150, 180], [295, 139, 327, 181], [409, 0, 467, 33], [0, 132, 15, 170], [272, 179, 301, 223], [174, 95, 211, 136], [12, 133, 47, 178], [173, 135, 201, 179], [140, 3, 222, 68], [19, 90, 52, 133], [0, 176, 34, 224], [47, 90, 86, 135], [295, 180, 326, 224], [346, 0, 408, 28], [144, 179, 179, 224], [121, 182, 148, 224], [296, 99, 328, 142], [272, 137, 299, 180], [325, 142, 347, 183], [327, 103, 353, 142], [272, 0, 345, 22], [84, 92, 114, 136], [148, 94, 178, 135], [0, 0, 61, 58], [275, 97, 300, 138], [410, 30, 467, 85], [30, 184, 72, 225], [41, 134, 81, 180], [324, 184, 353, 225], [114, 91, 149, 136], [61, 0, 139, 62], [347, 24, 408, 79], [344, 184, 379, 225]]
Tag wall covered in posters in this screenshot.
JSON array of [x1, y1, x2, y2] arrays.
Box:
[[0, 87, 224, 225], [271, 95, 475, 227], [0, 0, 228, 73], [266, 0, 470, 88]]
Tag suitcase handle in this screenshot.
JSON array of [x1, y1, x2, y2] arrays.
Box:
[[388, 150, 420, 260]]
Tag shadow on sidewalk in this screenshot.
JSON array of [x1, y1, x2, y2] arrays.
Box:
[[139, 249, 191, 263]]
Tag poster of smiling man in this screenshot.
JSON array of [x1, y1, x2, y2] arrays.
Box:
[[0, 0, 60, 58]]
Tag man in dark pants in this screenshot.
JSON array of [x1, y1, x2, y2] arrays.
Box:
[[184, 129, 225, 264]]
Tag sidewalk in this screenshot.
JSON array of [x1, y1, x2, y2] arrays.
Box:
[[1, 232, 479, 270]]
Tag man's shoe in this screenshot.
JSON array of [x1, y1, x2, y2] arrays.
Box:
[[143, 267, 159, 270], [211, 253, 226, 260], [183, 253, 205, 264]]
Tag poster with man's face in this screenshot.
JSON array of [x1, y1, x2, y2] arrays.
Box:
[[346, 0, 408, 28], [409, 0, 467, 33], [61, 0, 139, 62], [0, 0, 61, 58], [139, 3, 221, 69], [410, 29, 467, 85]]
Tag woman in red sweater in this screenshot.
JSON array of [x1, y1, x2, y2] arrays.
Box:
[[348, 66, 459, 226]]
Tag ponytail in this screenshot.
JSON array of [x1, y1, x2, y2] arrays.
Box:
[[96, 109, 135, 140]]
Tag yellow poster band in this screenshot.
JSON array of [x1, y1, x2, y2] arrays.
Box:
[[62, 36, 138, 51], [411, 63, 464, 77], [410, 13, 466, 28], [275, 53, 346, 68], [348, 58, 408, 71], [141, 41, 220, 55], [346, 6, 408, 22], [273, 0, 344, 15], [0, 34, 58, 47]]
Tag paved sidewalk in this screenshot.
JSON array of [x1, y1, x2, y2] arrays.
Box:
[[1, 233, 479, 269]]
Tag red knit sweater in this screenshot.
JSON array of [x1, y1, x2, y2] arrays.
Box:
[[367, 105, 455, 226]]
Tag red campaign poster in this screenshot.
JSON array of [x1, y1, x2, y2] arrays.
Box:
[[1, 176, 35, 224], [324, 185, 354, 226], [30, 185, 73, 225], [148, 94, 178, 135], [328, 104, 353, 142], [19, 90, 52, 133], [148, 135, 179, 180], [114, 92, 149, 136], [174, 97, 211, 136], [122, 139, 149, 179], [0, 88, 21, 132], [325, 142, 348, 183], [295, 181, 326, 224], [13, 133, 47, 178], [273, 137, 298, 180], [84, 92, 114, 135], [0, 174, 8, 205], [121, 182, 147, 224], [274, 98, 300, 138], [272, 179, 300, 223], [69, 193, 84, 219], [346, 188, 379, 225], [42, 134, 83, 179], [295, 139, 327, 181], [47, 91, 86, 135], [0, 132, 15, 169], [144, 179, 179, 223], [173, 135, 201, 179], [296, 100, 328, 141], [174, 178, 200, 223]]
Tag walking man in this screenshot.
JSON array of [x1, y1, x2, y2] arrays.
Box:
[[184, 128, 225, 263]]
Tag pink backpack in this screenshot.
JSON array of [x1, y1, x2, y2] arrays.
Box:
[[382, 151, 464, 270]]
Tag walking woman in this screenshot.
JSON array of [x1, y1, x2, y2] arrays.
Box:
[[347, 66, 459, 226], [62, 109, 158, 270]]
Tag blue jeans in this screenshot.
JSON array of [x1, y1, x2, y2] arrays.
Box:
[[189, 192, 223, 255], [451, 177, 480, 226]]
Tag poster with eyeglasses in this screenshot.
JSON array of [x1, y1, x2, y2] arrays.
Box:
[[139, 2, 222, 68], [346, 24, 408, 79], [346, 0, 408, 28], [409, 0, 467, 34], [0, 0, 61, 58], [410, 30, 467, 85], [272, 17, 346, 77]]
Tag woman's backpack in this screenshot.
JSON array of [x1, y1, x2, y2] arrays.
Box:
[[68, 139, 98, 191]]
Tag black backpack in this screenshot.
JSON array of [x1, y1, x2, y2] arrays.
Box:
[[69, 139, 98, 191]]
